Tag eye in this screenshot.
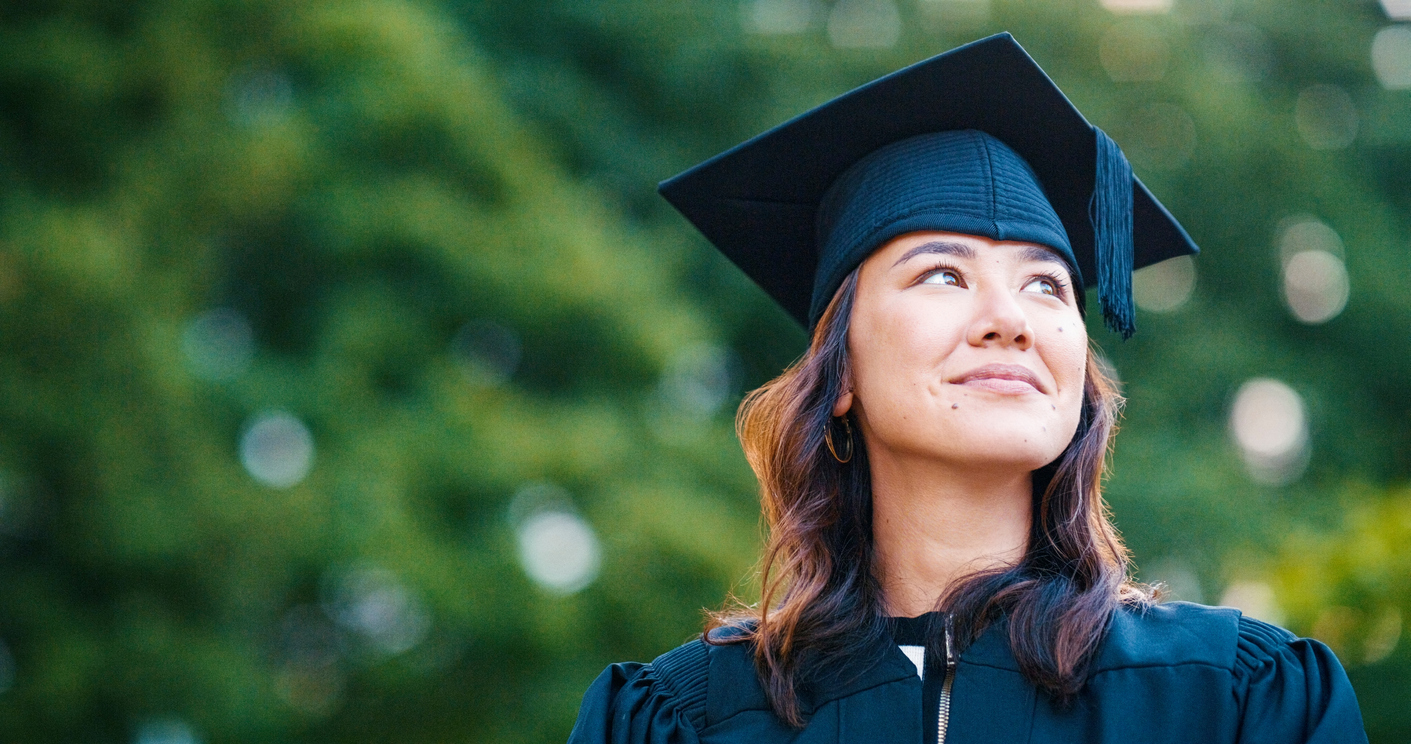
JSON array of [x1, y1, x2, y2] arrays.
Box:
[[921, 268, 963, 287], [1022, 277, 1059, 296]]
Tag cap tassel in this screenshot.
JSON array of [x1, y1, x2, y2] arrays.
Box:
[[1090, 128, 1135, 339]]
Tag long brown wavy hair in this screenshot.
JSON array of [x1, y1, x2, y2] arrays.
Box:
[[706, 268, 1152, 726]]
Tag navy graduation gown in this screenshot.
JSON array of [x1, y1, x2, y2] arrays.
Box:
[[568, 602, 1366, 744]]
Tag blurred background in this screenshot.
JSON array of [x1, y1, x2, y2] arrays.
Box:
[[0, 0, 1408, 741]]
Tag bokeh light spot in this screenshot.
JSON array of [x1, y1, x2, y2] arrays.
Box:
[[322, 565, 431, 656], [1142, 557, 1204, 603], [1219, 581, 1284, 625], [1100, 0, 1172, 13], [181, 308, 254, 381], [239, 411, 315, 489], [510, 484, 601, 595], [1133, 255, 1196, 313], [1229, 378, 1308, 485], [827, 0, 900, 48], [1295, 84, 1358, 150], [1381, 0, 1411, 20], [1372, 26, 1411, 90], [518, 511, 601, 595], [1277, 219, 1349, 324], [1282, 250, 1349, 324], [1365, 608, 1403, 664]]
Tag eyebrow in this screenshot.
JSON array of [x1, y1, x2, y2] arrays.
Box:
[[891, 241, 976, 267], [892, 240, 1074, 275], [1018, 245, 1073, 271]]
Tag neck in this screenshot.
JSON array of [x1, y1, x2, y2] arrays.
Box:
[[868, 449, 1033, 618]]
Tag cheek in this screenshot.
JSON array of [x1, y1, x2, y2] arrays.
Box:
[[1044, 315, 1088, 384], [848, 323, 908, 415], [1045, 328, 1089, 424], [850, 297, 964, 400]]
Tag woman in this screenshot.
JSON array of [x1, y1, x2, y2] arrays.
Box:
[[569, 34, 1366, 744]]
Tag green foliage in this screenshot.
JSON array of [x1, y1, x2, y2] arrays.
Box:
[[0, 1, 753, 741], [0, 0, 1409, 742], [1270, 488, 1411, 740]]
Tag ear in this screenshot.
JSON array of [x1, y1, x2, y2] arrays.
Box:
[[832, 388, 853, 417]]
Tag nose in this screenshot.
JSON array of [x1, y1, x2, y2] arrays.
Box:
[[965, 285, 1034, 350]]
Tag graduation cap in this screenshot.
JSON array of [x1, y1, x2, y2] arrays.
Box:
[[658, 32, 1198, 338]]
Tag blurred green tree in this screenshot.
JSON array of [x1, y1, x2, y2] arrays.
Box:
[[1270, 486, 1411, 738], [0, 1, 756, 742]]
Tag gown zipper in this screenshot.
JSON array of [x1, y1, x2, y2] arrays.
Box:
[[937, 617, 955, 744]]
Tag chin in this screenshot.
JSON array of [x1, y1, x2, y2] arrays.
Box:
[[953, 443, 1064, 473], [930, 418, 1072, 471]]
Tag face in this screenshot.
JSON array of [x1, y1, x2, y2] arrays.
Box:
[[835, 231, 1088, 474]]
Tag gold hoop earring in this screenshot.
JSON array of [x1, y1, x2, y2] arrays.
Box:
[[824, 415, 854, 464]]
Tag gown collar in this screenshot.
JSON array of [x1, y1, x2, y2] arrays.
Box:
[[794, 614, 1019, 713]]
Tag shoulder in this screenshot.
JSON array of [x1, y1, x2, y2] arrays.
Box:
[[567, 637, 713, 744], [1091, 600, 1243, 673], [1095, 600, 1345, 673], [1231, 612, 1301, 677], [1228, 611, 1357, 684], [1227, 611, 1358, 696], [1097, 600, 1343, 678], [1227, 615, 1369, 740], [1092, 602, 1367, 737], [568, 626, 772, 744], [699, 624, 774, 722]]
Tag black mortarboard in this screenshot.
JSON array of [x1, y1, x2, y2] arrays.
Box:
[[658, 32, 1198, 338]]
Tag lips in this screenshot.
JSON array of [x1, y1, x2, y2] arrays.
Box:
[[950, 364, 1046, 394]]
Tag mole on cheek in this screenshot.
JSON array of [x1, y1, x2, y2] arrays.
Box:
[[952, 403, 959, 409]]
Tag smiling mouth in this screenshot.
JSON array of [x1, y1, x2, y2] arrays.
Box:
[[950, 364, 1045, 395]]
